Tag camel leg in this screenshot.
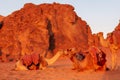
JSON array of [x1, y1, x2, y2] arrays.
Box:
[[15, 60, 28, 70]]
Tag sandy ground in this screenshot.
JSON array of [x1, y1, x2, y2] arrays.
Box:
[[0, 55, 120, 80]]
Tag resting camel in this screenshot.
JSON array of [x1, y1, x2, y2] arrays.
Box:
[[64, 47, 107, 71], [97, 32, 118, 70], [65, 48, 94, 71], [15, 50, 64, 70]]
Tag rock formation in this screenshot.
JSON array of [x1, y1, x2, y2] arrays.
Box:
[[97, 23, 120, 70], [0, 3, 92, 62], [112, 23, 120, 48], [0, 15, 4, 21], [0, 15, 4, 29], [106, 23, 120, 70]]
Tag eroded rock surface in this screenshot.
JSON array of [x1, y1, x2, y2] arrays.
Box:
[[0, 3, 91, 61]]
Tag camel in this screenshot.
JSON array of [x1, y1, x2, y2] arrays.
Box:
[[97, 32, 118, 70], [15, 50, 64, 70], [64, 48, 94, 71], [64, 47, 107, 71]]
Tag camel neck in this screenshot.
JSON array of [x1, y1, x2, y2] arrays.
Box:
[[45, 51, 62, 65]]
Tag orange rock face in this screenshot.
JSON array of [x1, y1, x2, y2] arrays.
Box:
[[0, 3, 92, 62], [112, 23, 120, 48], [0, 15, 4, 21], [0, 15, 4, 29]]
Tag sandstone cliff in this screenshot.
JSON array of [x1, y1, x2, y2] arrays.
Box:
[[0, 15, 4, 21], [111, 23, 120, 48], [0, 3, 92, 61], [0, 15, 4, 29]]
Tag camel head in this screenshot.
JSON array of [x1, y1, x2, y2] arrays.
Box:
[[63, 48, 77, 57]]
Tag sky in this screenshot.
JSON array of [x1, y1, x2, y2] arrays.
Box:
[[0, 0, 120, 37]]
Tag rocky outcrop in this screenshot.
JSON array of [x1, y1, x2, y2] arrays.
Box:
[[0, 3, 92, 62], [0, 15, 4, 21], [111, 23, 120, 48]]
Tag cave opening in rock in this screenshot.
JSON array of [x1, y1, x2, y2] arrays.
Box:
[[47, 20, 55, 51]]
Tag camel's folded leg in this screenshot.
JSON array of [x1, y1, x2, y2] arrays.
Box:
[[15, 60, 28, 71]]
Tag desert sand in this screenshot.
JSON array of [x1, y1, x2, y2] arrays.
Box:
[[0, 55, 120, 80]]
